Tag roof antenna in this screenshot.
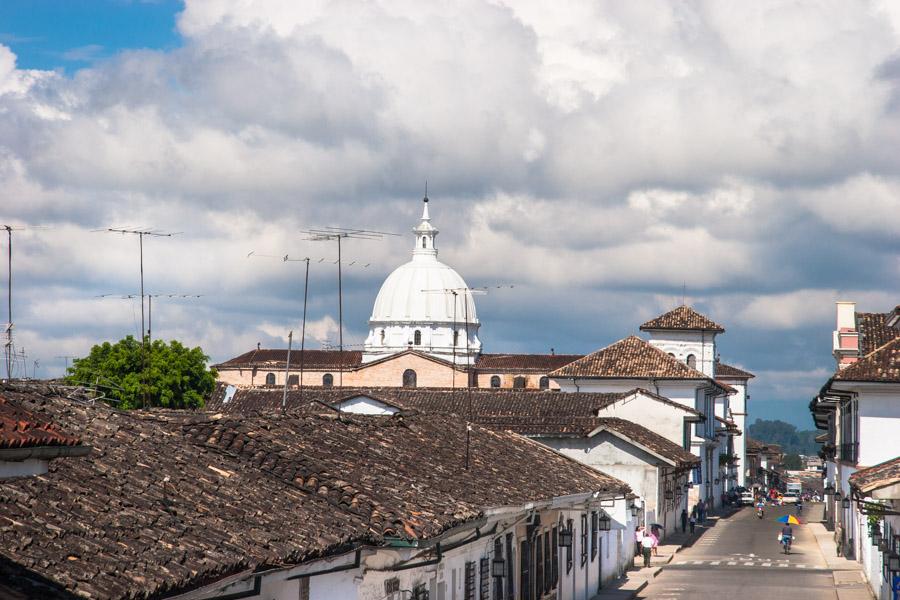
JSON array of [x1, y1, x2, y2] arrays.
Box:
[[424, 180, 428, 201]]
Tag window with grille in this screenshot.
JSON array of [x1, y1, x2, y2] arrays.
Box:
[[565, 519, 574, 574], [490, 375, 501, 388], [505, 534, 514, 600], [492, 538, 504, 600], [539, 376, 549, 389], [287, 374, 299, 386], [479, 557, 490, 600], [265, 372, 276, 385], [323, 373, 333, 387], [513, 376, 526, 389], [384, 578, 400, 599], [580, 514, 588, 567], [543, 531, 551, 594], [465, 561, 476, 600], [534, 537, 543, 600], [403, 369, 417, 388], [551, 527, 558, 587], [520, 539, 531, 600], [591, 512, 598, 561], [414, 330, 422, 345]]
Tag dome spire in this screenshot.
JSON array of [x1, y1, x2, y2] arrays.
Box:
[[413, 188, 438, 259]]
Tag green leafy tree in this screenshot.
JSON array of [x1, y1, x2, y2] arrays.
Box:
[[782, 453, 803, 470], [748, 419, 820, 455], [66, 336, 217, 409]]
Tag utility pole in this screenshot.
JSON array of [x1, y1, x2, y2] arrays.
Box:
[[4, 225, 11, 380]]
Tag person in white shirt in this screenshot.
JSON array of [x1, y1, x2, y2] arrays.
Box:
[[641, 533, 654, 567]]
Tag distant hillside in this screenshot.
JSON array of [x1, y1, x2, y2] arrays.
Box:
[[748, 419, 820, 456]]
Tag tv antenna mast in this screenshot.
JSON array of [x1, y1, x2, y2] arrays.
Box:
[[301, 227, 398, 387], [2, 224, 48, 380], [247, 252, 313, 408], [421, 284, 513, 470], [95, 228, 180, 407]]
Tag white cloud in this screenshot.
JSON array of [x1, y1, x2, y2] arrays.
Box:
[[1, 0, 899, 398]]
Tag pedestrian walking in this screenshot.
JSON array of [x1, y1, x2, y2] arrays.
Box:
[[634, 526, 644, 557], [680, 508, 688, 533], [689, 514, 696, 533], [650, 528, 659, 556], [641, 532, 654, 567]]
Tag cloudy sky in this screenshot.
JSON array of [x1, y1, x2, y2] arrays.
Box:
[[2, 0, 899, 427]]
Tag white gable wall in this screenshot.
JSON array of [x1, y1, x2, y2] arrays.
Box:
[[645, 330, 717, 377]]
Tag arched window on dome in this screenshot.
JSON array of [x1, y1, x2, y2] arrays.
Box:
[[265, 372, 276, 386], [422, 236, 427, 249], [414, 330, 422, 345], [513, 376, 526, 389], [539, 376, 550, 390], [686, 354, 697, 369], [490, 375, 501, 388], [403, 369, 417, 388], [380, 329, 385, 345], [453, 329, 459, 347], [323, 373, 334, 387], [668, 353, 676, 358]]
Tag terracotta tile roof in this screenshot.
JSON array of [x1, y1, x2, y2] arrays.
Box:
[[715, 361, 755, 379], [213, 348, 363, 370], [475, 353, 583, 372], [208, 385, 705, 419], [848, 456, 900, 495], [0, 386, 627, 599], [833, 337, 900, 383], [593, 418, 700, 467], [856, 310, 900, 357], [639, 306, 725, 333], [0, 393, 82, 450], [549, 336, 713, 381]]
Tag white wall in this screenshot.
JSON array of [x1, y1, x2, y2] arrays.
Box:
[[645, 330, 717, 377], [857, 389, 900, 467]]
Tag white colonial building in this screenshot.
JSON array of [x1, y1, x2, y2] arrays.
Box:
[[363, 197, 481, 366]]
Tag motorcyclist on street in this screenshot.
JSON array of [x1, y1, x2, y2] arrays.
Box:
[[756, 498, 765, 518], [796, 499, 803, 515], [780, 524, 794, 554]]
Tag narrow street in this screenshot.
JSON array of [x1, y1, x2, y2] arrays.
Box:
[[637, 504, 868, 600]]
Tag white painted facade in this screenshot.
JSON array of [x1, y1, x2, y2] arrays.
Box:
[[719, 376, 749, 487], [198, 496, 636, 600], [364, 199, 481, 365], [553, 378, 722, 509], [540, 430, 691, 538], [644, 329, 717, 378]]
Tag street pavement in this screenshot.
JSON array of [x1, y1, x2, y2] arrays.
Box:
[[634, 503, 872, 600]]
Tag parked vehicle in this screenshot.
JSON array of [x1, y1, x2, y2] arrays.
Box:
[[741, 491, 755, 506]]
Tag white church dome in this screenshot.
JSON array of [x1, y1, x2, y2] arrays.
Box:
[[363, 197, 481, 364], [371, 259, 478, 324]]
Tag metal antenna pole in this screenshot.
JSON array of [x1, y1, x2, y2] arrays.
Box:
[[283, 330, 293, 411], [5, 226, 10, 380], [303, 226, 398, 383], [465, 293, 471, 470], [337, 235, 343, 388], [99, 227, 179, 408], [300, 258, 309, 403], [451, 290, 457, 389]]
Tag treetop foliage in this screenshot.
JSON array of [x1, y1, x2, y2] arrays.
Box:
[[66, 336, 217, 410], [748, 418, 819, 456]]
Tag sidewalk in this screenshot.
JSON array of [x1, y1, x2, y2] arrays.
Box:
[[808, 521, 874, 600], [593, 506, 741, 599]]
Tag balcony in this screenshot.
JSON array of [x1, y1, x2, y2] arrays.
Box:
[[839, 442, 858, 463]]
